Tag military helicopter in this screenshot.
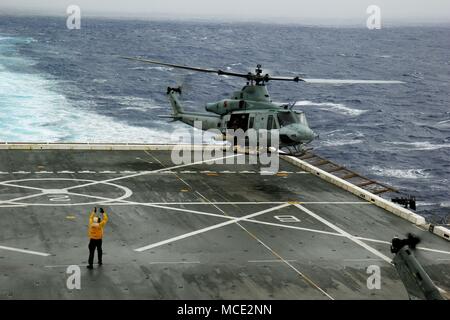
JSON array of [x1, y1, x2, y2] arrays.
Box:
[[123, 57, 403, 155]]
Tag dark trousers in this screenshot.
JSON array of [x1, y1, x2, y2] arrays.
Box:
[[88, 239, 103, 266]]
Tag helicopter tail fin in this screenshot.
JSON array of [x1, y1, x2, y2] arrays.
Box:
[[167, 86, 184, 116]]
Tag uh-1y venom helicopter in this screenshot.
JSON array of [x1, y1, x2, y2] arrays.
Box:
[[123, 57, 403, 155]]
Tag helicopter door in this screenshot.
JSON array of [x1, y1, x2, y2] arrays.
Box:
[[266, 114, 278, 129], [248, 116, 255, 129], [267, 115, 274, 130], [227, 113, 249, 131]]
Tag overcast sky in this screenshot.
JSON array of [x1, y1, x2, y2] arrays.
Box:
[[1, 0, 449, 25]]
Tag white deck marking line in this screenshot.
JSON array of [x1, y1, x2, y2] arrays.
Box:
[[44, 264, 82, 268], [65, 153, 242, 192], [144, 150, 164, 166], [355, 237, 390, 244], [343, 259, 385, 262], [0, 245, 51, 257], [416, 247, 450, 256], [0, 192, 46, 205], [136, 157, 152, 165], [0, 182, 45, 192], [12, 171, 31, 174], [148, 261, 201, 265], [134, 204, 290, 252], [57, 171, 75, 174], [106, 202, 286, 206], [295, 204, 393, 264], [299, 202, 371, 205], [45, 265, 74, 268], [55, 201, 367, 206], [248, 259, 297, 263], [0, 204, 28, 208], [36, 171, 54, 174], [244, 219, 343, 237]]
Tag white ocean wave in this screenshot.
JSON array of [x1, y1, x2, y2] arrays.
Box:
[[128, 66, 173, 72], [437, 119, 450, 129], [416, 202, 440, 207], [322, 129, 345, 136], [92, 78, 107, 83], [383, 141, 450, 151], [369, 166, 430, 179], [146, 66, 173, 71], [122, 106, 164, 112], [319, 139, 363, 147], [295, 100, 368, 117], [96, 95, 165, 111]]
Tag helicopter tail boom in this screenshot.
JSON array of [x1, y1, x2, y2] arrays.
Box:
[[167, 86, 184, 116]]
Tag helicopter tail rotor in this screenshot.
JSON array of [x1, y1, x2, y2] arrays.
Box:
[[167, 86, 182, 95]]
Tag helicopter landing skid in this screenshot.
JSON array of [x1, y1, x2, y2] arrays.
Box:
[[280, 145, 310, 157]]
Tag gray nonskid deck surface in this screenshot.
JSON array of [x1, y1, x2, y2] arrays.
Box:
[[0, 149, 448, 299]]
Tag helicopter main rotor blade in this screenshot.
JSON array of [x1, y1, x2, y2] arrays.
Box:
[[122, 56, 252, 79], [122, 56, 218, 73], [242, 75, 403, 84], [267, 76, 305, 82], [122, 57, 404, 84], [302, 78, 404, 84]]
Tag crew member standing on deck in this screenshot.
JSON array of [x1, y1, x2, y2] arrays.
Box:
[[87, 207, 108, 269]]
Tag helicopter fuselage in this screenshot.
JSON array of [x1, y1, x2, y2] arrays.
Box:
[[166, 84, 316, 151]]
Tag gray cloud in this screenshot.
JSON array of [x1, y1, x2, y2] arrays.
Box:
[[1, 0, 449, 24]]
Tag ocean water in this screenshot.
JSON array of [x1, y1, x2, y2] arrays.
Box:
[[0, 16, 449, 222]]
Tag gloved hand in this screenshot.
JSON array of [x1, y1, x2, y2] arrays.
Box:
[[100, 208, 104, 214], [94, 207, 97, 213]]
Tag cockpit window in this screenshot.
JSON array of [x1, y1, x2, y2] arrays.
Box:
[[277, 112, 297, 127]]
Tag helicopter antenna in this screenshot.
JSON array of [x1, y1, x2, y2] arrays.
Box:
[[122, 57, 404, 85]]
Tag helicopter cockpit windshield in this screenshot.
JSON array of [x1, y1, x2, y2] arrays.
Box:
[[277, 112, 297, 127]]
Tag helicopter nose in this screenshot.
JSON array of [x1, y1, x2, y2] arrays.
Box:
[[280, 124, 315, 143]]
